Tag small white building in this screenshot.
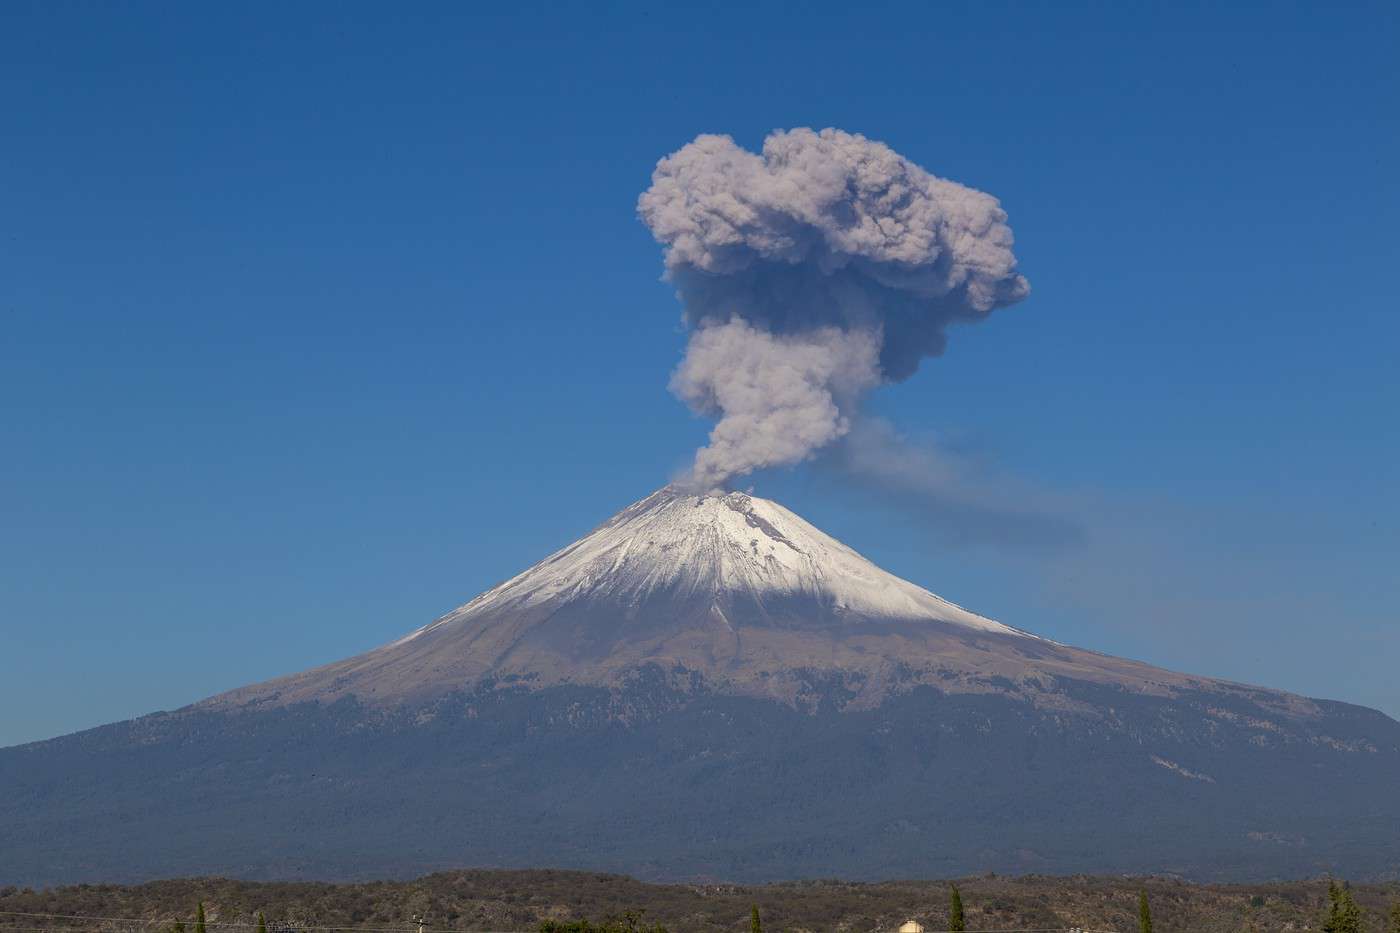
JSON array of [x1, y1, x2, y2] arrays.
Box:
[[898, 922, 925, 933]]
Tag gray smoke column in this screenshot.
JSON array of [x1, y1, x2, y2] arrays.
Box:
[[639, 127, 1030, 490]]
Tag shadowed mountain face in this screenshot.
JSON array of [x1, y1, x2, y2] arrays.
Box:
[[2, 488, 1398, 886]]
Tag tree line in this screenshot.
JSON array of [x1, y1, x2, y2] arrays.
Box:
[[167, 904, 268, 933], [538, 887, 1400, 933], [154, 885, 1400, 933]]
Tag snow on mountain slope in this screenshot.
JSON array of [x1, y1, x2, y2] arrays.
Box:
[[400, 486, 1032, 645]]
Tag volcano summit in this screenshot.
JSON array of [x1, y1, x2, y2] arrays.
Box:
[[3, 488, 1398, 885], [213, 486, 1040, 711], [212, 488, 1266, 717]]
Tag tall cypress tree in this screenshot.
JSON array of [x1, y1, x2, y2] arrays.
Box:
[[948, 884, 965, 933], [257, 913, 267, 933], [1323, 881, 1343, 933], [1323, 881, 1363, 933], [1138, 891, 1153, 933], [195, 903, 207, 933], [749, 905, 761, 933], [1339, 885, 1363, 933]]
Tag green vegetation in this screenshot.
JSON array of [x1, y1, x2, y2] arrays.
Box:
[[538, 910, 667, 933], [256, 912, 267, 933], [195, 903, 206, 933], [947, 884, 965, 932], [2, 871, 1398, 932], [1323, 881, 1363, 933], [1390, 900, 1400, 933], [1139, 890, 1153, 933], [749, 904, 761, 933]]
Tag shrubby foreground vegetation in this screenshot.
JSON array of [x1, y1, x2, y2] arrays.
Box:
[[2, 870, 1399, 932]]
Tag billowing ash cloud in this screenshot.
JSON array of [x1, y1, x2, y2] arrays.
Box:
[[639, 127, 1030, 489], [670, 320, 881, 491]]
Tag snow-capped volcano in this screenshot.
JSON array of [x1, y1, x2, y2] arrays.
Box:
[[215, 486, 1235, 711], [409, 486, 1028, 641], [13, 484, 1400, 887]]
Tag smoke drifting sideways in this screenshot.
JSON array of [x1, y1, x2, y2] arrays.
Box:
[[638, 127, 1031, 492]]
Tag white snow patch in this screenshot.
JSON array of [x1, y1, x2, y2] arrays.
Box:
[[1151, 755, 1216, 783]]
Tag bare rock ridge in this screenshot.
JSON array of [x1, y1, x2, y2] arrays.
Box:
[[211, 485, 1292, 715]]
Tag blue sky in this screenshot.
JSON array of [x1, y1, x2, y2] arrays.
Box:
[[2, 0, 1396, 747]]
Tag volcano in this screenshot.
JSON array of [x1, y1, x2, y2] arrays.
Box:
[[210, 487, 1267, 715], [3, 487, 1398, 885]]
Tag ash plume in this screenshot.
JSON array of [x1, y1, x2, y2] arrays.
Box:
[[639, 127, 1030, 490], [670, 319, 881, 491]]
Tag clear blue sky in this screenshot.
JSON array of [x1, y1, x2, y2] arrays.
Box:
[[3, 1, 1396, 747]]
